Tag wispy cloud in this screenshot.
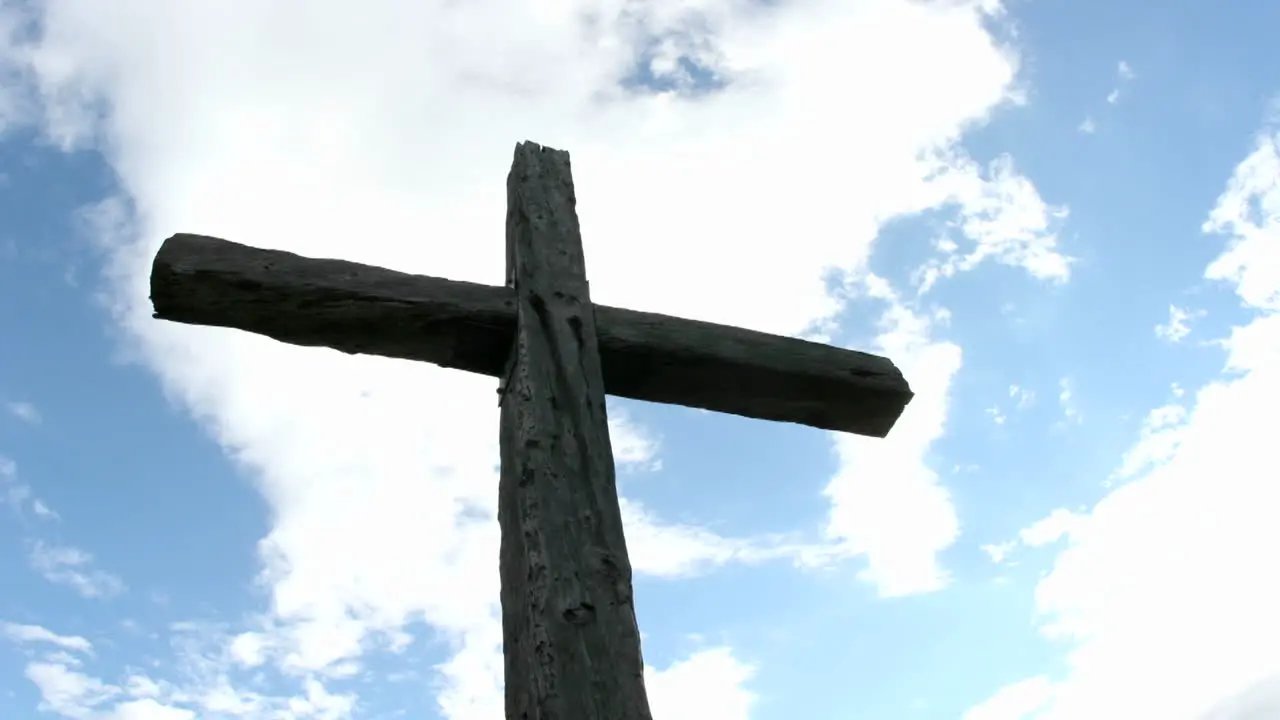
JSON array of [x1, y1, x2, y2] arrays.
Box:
[[28, 542, 125, 599], [1, 622, 94, 654], [1082, 60, 1136, 133], [1018, 508, 1083, 547], [6, 400, 41, 425], [978, 508, 1082, 567], [30, 498, 59, 520], [0, 454, 19, 505], [1057, 377, 1082, 425], [1107, 59, 1135, 105], [1155, 304, 1203, 342], [609, 408, 663, 473], [984, 384, 1035, 427], [1010, 385, 1036, 409], [980, 541, 1016, 565], [0, 455, 59, 520]]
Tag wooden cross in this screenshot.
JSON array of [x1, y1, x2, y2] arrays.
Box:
[[149, 141, 912, 720]]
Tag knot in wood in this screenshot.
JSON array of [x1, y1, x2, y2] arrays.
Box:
[[561, 601, 597, 625]]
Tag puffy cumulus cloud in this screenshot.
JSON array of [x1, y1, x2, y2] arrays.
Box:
[[0, 0, 1068, 714], [965, 121, 1280, 718], [647, 647, 757, 720]]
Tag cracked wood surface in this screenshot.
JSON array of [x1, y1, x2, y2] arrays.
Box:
[[497, 141, 651, 719]]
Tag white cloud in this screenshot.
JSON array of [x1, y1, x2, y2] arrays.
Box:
[[1056, 377, 1081, 424], [28, 542, 126, 599], [610, 409, 663, 473], [0, 455, 60, 520], [26, 661, 120, 720], [1077, 117, 1096, 134], [32, 498, 60, 519], [964, 675, 1053, 720], [981, 541, 1016, 564], [108, 699, 196, 720], [283, 678, 355, 720], [1017, 508, 1081, 548], [1, 622, 94, 654], [0, 453, 26, 508], [1203, 130, 1280, 312], [1105, 63, 1133, 106], [983, 385, 1033, 428], [16, 643, 755, 720], [974, 507, 1082, 568], [967, 116, 1280, 720], [20, 659, 222, 720], [1009, 384, 1035, 408], [915, 155, 1072, 293], [0, 0, 1070, 713], [1200, 675, 1280, 720], [1112, 400, 1189, 480], [824, 279, 962, 596], [647, 647, 756, 720], [227, 631, 268, 669], [1156, 304, 1203, 342], [122, 676, 162, 699], [6, 399, 41, 424]]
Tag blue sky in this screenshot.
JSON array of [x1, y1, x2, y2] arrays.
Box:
[[1, 0, 1278, 718]]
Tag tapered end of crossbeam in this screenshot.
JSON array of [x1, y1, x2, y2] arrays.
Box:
[[592, 304, 913, 438]]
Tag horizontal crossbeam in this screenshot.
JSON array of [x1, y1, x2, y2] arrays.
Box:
[[150, 233, 912, 437]]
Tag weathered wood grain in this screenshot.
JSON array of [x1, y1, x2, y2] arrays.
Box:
[[497, 141, 652, 719], [151, 239, 912, 438], [147, 140, 917, 719]]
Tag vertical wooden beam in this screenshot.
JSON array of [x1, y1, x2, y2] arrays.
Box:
[[498, 142, 654, 719]]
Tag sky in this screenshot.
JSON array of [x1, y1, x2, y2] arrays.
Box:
[[0, 0, 1278, 718]]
